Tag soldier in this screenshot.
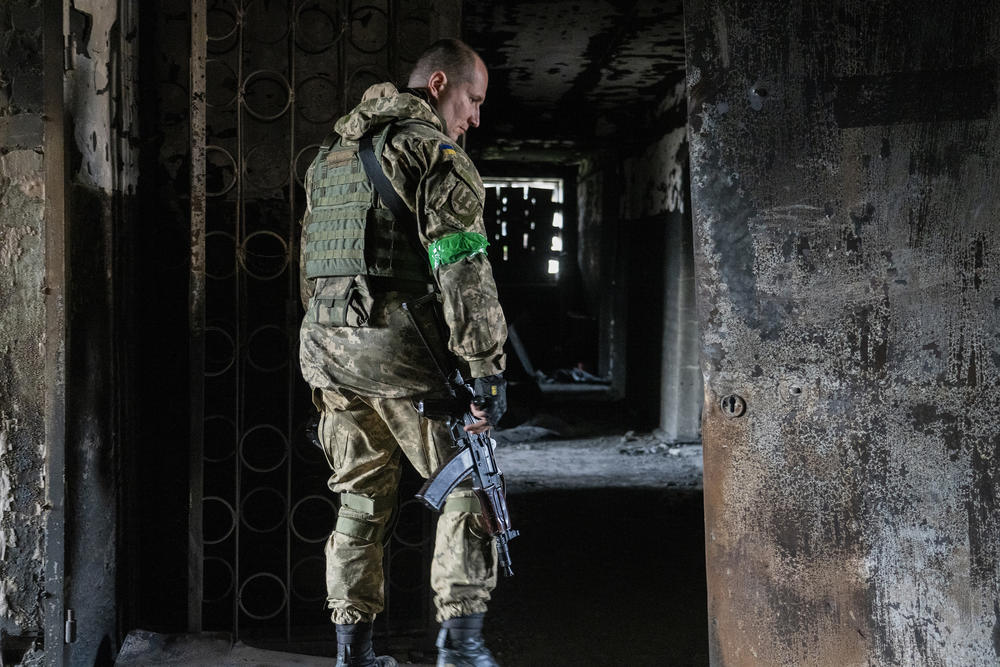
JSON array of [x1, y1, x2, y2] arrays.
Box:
[[298, 39, 507, 667]]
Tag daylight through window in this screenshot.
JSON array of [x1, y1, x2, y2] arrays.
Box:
[[482, 178, 564, 281]]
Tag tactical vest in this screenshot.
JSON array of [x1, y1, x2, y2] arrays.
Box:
[[301, 122, 431, 285]]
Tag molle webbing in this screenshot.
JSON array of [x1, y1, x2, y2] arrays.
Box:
[[367, 209, 429, 280], [302, 154, 370, 279], [301, 125, 430, 284]]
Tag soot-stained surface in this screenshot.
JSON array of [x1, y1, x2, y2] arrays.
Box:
[[463, 0, 686, 151], [687, 1, 1000, 664], [0, 0, 50, 648]]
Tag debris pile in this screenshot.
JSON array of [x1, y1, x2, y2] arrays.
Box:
[[618, 430, 699, 456]]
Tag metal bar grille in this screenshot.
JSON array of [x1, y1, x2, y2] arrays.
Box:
[[188, 0, 208, 635], [191, 0, 439, 644]]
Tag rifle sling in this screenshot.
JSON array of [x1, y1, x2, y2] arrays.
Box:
[[359, 132, 426, 258]]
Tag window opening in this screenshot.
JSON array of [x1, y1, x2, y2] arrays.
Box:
[[482, 178, 564, 282]]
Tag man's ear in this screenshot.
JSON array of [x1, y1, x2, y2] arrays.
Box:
[[427, 70, 448, 100]]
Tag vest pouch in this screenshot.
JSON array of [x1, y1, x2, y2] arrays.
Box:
[[309, 275, 374, 328]]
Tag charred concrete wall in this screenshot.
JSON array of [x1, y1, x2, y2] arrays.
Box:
[[61, 0, 139, 662], [0, 0, 49, 656], [577, 156, 626, 394], [621, 80, 699, 437], [686, 0, 1000, 665], [0, 0, 143, 662], [576, 80, 698, 430]]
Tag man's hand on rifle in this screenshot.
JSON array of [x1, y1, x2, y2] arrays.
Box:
[[464, 374, 507, 433], [465, 401, 491, 434]]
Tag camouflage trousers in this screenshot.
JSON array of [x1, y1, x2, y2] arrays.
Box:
[[314, 386, 498, 625]]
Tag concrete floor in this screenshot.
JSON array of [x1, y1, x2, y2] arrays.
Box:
[[116, 416, 709, 666], [478, 423, 708, 666]]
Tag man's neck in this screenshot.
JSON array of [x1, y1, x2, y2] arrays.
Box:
[[404, 86, 431, 104], [403, 86, 452, 139]]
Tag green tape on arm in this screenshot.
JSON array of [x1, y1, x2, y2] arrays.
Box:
[[428, 232, 489, 270]]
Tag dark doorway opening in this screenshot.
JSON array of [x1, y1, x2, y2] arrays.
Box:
[[119, 1, 704, 664]]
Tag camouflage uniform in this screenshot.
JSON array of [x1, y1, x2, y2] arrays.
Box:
[[299, 83, 507, 626]]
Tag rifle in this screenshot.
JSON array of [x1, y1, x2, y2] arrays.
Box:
[[401, 294, 520, 577]]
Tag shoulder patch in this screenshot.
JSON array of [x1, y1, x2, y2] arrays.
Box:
[[439, 143, 457, 156]]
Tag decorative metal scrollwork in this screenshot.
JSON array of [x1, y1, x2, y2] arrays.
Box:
[[196, 0, 439, 642], [238, 573, 288, 620]]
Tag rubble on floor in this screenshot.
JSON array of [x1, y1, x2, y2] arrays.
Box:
[[115, 630, 330, 665], [493, 417, 703, 492]]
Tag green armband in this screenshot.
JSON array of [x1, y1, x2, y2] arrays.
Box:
[[428, 232, 489, 270]]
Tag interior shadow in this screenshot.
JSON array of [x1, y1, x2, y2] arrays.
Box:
[[487, 488, 709, 666]]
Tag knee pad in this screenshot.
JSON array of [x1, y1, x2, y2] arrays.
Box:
[[335, 492, 395, 543]]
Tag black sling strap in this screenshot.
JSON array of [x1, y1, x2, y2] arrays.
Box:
[[359, 133, 415, 228], [358, 131, 429, 262]]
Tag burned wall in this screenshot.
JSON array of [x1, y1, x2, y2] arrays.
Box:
[[0, 0, 48, 656], [620, 80, 699, 436], [62, 0, 140, 662], [621, 81, 687, 223], [686, 0, 1000, 665], [576, 155, 625, 393], [575, 79, 697, 428]]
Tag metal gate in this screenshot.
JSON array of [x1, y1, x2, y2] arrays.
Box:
[[188, 0, 448, 644]]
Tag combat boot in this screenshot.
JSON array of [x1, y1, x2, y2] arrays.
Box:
[[435, 613, 498, 667], [334, 622, 397, 667]]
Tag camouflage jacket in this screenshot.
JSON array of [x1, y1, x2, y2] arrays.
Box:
[[299, 83, 507, 397]]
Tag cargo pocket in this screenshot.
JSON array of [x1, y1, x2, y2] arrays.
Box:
[[309, 389, 334, 473], [308, 275, 374, 327]]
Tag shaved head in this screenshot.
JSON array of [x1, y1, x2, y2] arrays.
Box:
[[406, 38, 489, 140], [408, 38, 483, 88]]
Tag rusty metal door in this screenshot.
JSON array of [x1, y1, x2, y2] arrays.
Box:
[[686, 1, 1000, 665], [188, 0, 452, 643]]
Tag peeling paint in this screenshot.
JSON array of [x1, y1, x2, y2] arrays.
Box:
[[67, 0, 126, 191], [0, 95, 46, 646], [687, 0, 1000, 665], [623, 125, 688, 218], [0, 224, 40, 268]]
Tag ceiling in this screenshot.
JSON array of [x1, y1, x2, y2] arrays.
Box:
[[462, 0, 686, 162]]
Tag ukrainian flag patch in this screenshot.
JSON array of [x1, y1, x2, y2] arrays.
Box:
[[439, 143, 457, 156]]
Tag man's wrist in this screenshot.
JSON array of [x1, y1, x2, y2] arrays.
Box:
[[471, 374, 507, 426], [466, 355, 506, 379]]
